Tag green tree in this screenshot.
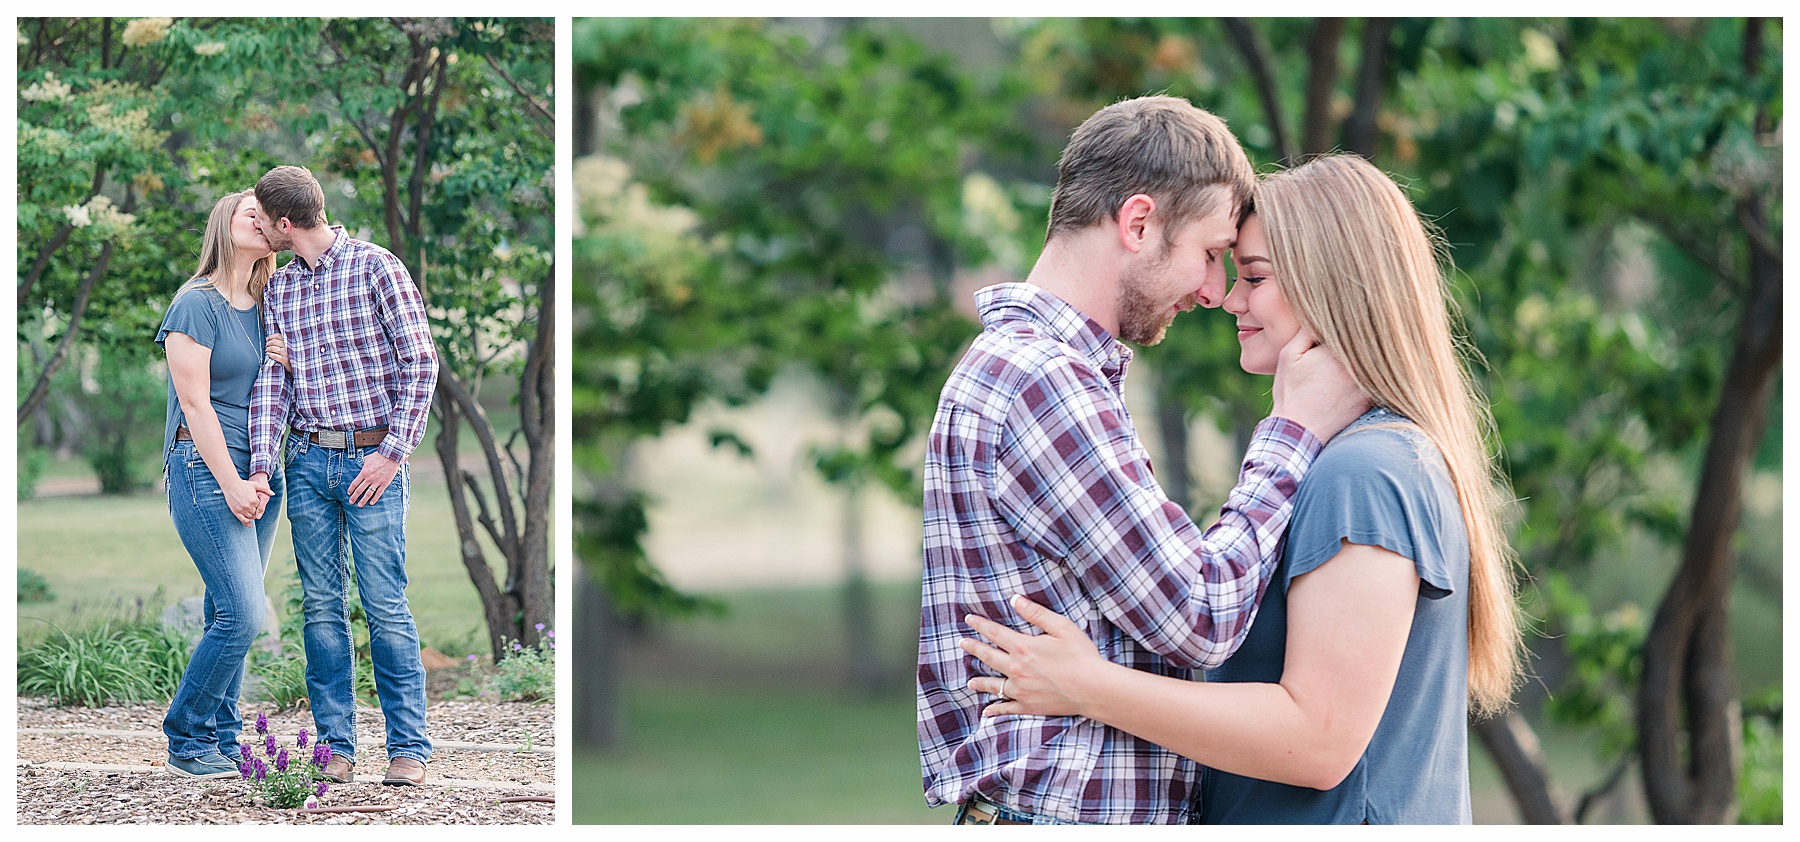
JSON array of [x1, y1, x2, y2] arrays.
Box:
[[18, 16, 555, 663]]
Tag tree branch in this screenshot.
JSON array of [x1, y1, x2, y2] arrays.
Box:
[[21, 170, 109, 310], [437, 363, 522, 559], [1472, 711, 1570, 824], [17, 240, 115, 426], [404, 53, 448, 257], [1572, 750, 1635, 823], [20, 224, 77, 311], [1222, 18, 1297, 166], [484, 52, 554, 138], [463, 468, 508, 552]]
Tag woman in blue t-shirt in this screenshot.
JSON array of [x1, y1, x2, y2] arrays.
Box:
[[961, 155, 1522, 823], [155, 190, 290, 779]]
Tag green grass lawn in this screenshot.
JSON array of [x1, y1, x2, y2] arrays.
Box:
[[572, 579, 1785, 824], [17, 469, 505, 657], [575, 681, 940, 824]]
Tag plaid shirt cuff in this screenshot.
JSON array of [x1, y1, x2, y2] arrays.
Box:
[[1247, 416, 1325, 477]]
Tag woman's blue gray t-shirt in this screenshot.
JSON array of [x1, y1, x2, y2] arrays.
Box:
[[157, 283, 267, 477], [1199, 407, 1472, 824]]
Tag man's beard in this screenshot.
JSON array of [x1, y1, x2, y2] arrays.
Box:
[[1117, 254, 1180, 346]]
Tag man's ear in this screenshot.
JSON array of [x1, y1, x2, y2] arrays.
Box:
[[1114, 193, 1155, 254]]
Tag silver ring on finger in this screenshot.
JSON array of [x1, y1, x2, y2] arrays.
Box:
[[999, 678, 1009, 701]]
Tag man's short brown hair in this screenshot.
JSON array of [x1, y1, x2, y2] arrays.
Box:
[[255, 165, 326, 229], [1046, 95, 1255, 243]]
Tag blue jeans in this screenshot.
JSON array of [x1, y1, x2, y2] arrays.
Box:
[[283, 429, 431, 764], [163, 441, 284, 762]]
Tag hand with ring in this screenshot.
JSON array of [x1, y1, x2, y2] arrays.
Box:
[[959, 594, 1108, 718]]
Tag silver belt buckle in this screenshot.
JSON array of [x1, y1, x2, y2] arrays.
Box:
[[315, 429, 349, 448]]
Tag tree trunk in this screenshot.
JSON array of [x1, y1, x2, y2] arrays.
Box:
[[1301, 18, 1346, 156], [432, 384, 519, 659], [1152, 369, 1194, 512], [842, 480, 889, 695], [1342, 18, 1396, 160], [518, 268, 557, 644], [1635, 193, 1778, 823], [575, 570, 622, 749]]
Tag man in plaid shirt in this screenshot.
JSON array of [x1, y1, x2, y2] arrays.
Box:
[[919, 97, 1369, 824], [247, 165, 439, 788]]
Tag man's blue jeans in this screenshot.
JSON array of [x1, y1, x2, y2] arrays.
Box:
[[283, 429, 431, 765], [162, 441, 284, 762]]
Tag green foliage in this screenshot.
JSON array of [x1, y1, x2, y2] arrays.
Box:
[[17, 569, 56, 604], [77, 344, 165, 494], [1537, 573, 1644, 757], [1737, 688, 1782, 824], [17, 445, 48, 501], [18, 619, 191, 707], [480, 633, 555, 703], [248, 648, 310, 713], [574, 19, 1038, 619], [19, 18, 555, 654]]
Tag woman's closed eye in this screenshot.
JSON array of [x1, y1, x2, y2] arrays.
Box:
[[1240, 275, 1267, 285]]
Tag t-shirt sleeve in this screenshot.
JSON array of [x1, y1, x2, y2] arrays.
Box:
[[156, 288, 218, 350], [1282, 426, 1458, 598]]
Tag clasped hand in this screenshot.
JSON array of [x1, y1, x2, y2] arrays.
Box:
[[960, 594, 1109, 719], [226, 474, 274, 527]]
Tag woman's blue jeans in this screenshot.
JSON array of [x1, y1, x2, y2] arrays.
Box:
[[162, 441, 284, 762], [283, 430, 432, 765]]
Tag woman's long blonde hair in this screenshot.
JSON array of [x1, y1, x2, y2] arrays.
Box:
[[179, 190, 275, 303], [1254, 154, 1521, 715]]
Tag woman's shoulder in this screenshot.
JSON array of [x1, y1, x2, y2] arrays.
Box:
[[165, 281, 228, 319], [169, 280, 225, 309], [1301, 409, 1454, 509]]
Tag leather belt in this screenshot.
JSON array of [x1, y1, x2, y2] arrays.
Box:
[[297, 426, 389, 448], [175, 425, 195, 442], [957, 795, 1031, 825]]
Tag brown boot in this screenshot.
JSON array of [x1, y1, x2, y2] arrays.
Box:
[[383, 756, 427, 786], [317, 754, 355, 784]]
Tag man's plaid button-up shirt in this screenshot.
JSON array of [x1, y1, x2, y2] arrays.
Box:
[[248, 227, 439, 476]]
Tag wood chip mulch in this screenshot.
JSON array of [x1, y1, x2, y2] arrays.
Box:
[[16, 697, 555, 825]]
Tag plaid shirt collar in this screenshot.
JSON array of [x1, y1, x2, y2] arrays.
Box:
[[975, 282, 1132, 384], [282, 225, 351, 275]]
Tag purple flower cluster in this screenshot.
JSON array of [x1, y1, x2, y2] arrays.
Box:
[[237, 713, 332, 808], [239, 756, 269, 782]]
